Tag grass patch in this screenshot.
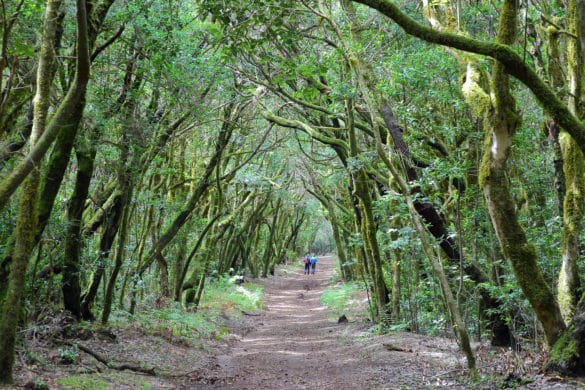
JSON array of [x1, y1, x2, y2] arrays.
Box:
[[108, 304, 217, 341], [57, 372, 156, 390], [320, 282, 366, 320], [57, 376, 110, 390], [200, 277, 264, 315]]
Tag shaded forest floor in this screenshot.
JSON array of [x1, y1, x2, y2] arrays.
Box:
[[8, 256, 585, 389]]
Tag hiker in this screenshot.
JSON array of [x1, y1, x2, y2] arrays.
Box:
[[303, 253, 311, 275], [309, 254, 318, 274]]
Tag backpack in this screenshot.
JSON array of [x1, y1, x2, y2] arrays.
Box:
[[304, 257, 309, 265]]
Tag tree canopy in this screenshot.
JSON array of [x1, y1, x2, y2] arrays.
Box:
[[1, 0, 585, 382]]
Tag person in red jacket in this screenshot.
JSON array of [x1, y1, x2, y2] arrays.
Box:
[[303, 253, 311, 275]]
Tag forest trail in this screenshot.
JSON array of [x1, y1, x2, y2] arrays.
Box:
[[185, 256, 468, 389], [11, 256, 584, 389]]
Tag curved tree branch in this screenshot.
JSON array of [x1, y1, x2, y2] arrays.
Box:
[[0, 0, 91, 212], [351, 0, 585, 153]]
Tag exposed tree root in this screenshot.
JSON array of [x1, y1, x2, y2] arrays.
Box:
[[63, 341, 156, 376], [242, 310, 261, 316]]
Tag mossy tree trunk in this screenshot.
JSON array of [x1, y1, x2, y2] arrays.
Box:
[[182, 192, 217, 306], [261, 199, 281, 278], [556, 135, 584, 323], [0, 0, 113, 306], [408, 191, 477, 373], [476, 0, 567, 347], [307, 182, 350, 280], [36, 0, 116, 237], [101, 178, 134, 323], [548, 292, 585, 375], [80, 188, 123, 320], [240, 197, 270, 278], [367, 99, 478, 370], [367, 103, 479, 370], [62, 139, 96, 318], [547, 0, 585, 374], [346, 99, 389, 321], [0, 0, 94, 213], [280, 209, 306, 264], [0, 0, 65, 383], [172, 232, 188, 302], [556, 0, 584, 323], [545, 26, 567, 219], [177, 213, 222, 301], [323, 196, 349, 280], [81, 46, 143, 320], [249, 222, 262, 278], [381, 102, 513, 346]]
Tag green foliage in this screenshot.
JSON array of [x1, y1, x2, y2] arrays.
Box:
[[2, 0, 582, 380], [201, 277, 264, 313], [152, 307, 215, 336], [33, 379, 49, 390], [320, 282, 366, 320], [57, 344, 78, 365], [111, 279, 262, 341]]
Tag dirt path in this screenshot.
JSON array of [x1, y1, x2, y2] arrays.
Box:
[[184, 256, 469, 389], [12, 256, 585, 389]]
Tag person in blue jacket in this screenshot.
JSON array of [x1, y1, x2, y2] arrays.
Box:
[[309, 254, 318, 274]]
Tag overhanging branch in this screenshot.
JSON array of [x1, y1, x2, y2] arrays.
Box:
[[352, 0, 585, 154]]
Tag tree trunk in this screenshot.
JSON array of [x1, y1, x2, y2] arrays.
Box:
[[101, 189, 132, 324], [0, 0, 91, 213], [0, 175, 39, 384], [80, 189, 123, 320], [478, 0, 566, 347], [262, 202, 280, 278], [136, 122, 233, 277], [172, 233, 188, 303], [409, 195, 477, 373], [177, 213, 221, 300], [0, 0, 64, 382], [36, 0, 116, 237], [346, 99, 389, 320], [556, 0, 584, 323], [381, 102, 513, 346], [390, 251, 401, 322], [62, 140, 96, 318], [325, 200, 349, 280], [546, 0, 585, 373], [192, 258, 211, 312], [548, 292, 585, 375]]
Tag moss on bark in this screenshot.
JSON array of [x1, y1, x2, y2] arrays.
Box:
[[556, 0, 585, 324], [548, 294, 585, 375], [0, 0, 64, 382]]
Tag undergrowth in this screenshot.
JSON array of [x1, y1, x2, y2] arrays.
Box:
[[201, 277, 264, 314], [320, 282, 367, 321], [108, 276, 264, 342]]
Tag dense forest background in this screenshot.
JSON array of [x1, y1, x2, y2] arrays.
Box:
[[1, 0, 585, 384]]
